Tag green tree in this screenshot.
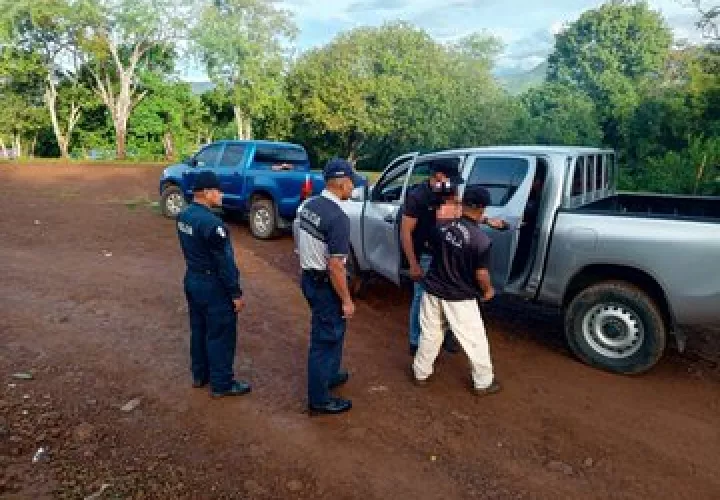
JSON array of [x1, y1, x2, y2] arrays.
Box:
[[0, 46, 47, 157], [74, 0, 193, 159], [518, 83, 603, 146], [547, 1, 673, 146], [0, 0, 94, 158], [192, 0, 296, 141], [128, 75, 206, 160]]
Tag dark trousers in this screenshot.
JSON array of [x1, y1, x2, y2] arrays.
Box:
[[301, 272, 346, 407], [184, 272, 237, 392]]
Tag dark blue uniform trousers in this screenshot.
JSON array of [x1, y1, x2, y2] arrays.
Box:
[[301, 272, 346, 407], [184, 272, 237, 392]]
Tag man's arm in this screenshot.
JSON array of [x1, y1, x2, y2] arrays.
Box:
[[207, 224, 245, 311], [475, 268, 495, 302], [401, 215, 422, 280], [328, 256, 354, 317], [325, 214, 355, 318]]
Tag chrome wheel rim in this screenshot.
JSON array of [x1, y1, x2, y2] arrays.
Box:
[[166, 192, 185, 216], [582, 303, 644, 359], [253, 207, 272, 235]]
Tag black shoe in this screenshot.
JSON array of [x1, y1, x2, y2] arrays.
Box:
[[308, 397, 352, 416], [329, 370, 350, 390], [472, 380, 501, 397], [212, 380, 252, 398], [409, 344, 418, 356], [192, 379, 208, 389]]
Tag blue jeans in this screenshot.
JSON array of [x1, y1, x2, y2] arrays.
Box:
[[301, 273, 346, 407], [409, 254, 433, 348], [184, 272, 237, 392]]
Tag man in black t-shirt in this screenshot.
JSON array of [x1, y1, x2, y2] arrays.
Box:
[[411, 185, 501, 396], [401, 159, 506, 355]]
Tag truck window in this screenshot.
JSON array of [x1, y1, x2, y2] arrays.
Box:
[[467, 157, 529, 206], [195, 144, 223, 168], [218, 144, 246, 168], [571, 157, 585, 196], [253, 144, 308, 165], [372, 160, 411, 203], [586, 155, 595, 192]]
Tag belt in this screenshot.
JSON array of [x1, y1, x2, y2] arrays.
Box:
[[187, 269, 216, 275], [302, 269, 330, 281]]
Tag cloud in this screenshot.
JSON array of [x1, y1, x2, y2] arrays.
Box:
[[346, 0, 409, 13]]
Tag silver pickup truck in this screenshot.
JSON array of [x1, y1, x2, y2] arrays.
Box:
[[342, 146, 720, 374]]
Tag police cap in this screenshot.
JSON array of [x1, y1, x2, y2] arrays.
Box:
[[193, 170, 221, 192]]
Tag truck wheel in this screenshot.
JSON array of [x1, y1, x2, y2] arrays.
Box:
[[565, 281, 666, 374], [249, 198, 278, 240], [161, 184, 186, 219]]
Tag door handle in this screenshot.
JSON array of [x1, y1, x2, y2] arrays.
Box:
[[383, 215, 395, 224]]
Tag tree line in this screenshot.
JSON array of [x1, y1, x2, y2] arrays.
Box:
[[0, 0, 718, 195]]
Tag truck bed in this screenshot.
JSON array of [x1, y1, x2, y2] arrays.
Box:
[[578, 193, 720, 221]]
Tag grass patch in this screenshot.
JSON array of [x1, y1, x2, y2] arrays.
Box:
[[121, 196, 160, 212]]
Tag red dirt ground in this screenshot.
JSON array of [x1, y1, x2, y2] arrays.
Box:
[[1, 164, 718, 499]]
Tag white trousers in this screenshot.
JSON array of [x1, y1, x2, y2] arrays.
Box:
[[413, 292, 494, 389]]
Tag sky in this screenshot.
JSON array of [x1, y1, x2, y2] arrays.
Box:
[[271, 0, 707, 75]]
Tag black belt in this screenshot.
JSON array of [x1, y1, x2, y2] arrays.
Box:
[[302, 269, 330, 281], [187, 269, 216, 275]]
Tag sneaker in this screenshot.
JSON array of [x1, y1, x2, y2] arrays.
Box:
[[408, 366, 429, 387], [192, 379, 208, 389], [472, 380, 501, 397]]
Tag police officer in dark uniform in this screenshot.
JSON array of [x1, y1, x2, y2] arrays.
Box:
[[294, 158, 363, 415], [176, 171, 251, 398]]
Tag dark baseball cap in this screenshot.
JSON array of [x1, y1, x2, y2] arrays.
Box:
[[323, 158, 364, 185], [462, 185, 492, 208], [192, 170, 221, 192]]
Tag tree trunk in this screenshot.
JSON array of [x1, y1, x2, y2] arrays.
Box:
[[45, 78, 82, 160], [163, 131, 175, 161], [13, 134, 22, 159], [115, 126, 127, 160], [0, 138, 6, 158], [244, 116, 253, 140], [234, 105, 245, 139], [31, 135, 37, 158]]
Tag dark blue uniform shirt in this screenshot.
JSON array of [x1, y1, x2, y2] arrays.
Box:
[[423, 216, 492, 301], [177, 203, 243, 299]]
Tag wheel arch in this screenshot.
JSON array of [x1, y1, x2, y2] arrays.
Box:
[[562, 264, 675, 332]]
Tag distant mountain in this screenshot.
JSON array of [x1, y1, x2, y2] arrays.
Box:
[[497, 62, 548, 95]]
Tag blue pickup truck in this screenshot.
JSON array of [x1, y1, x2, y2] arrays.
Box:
[[159, 140, 325, 239]]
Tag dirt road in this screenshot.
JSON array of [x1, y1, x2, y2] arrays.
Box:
[[1, 164, 718, 499]]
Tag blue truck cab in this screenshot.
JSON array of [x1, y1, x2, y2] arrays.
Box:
[[159, 140, 325, 239]]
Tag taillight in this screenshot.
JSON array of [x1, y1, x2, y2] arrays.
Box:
[[301, 174, 312, 200]]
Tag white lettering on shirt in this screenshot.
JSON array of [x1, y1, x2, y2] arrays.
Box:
[[300, 207, 321, 227], [178, 221, 193, 235]]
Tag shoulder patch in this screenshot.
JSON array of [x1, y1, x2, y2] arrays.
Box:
[[216, 226, 227, 239]]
